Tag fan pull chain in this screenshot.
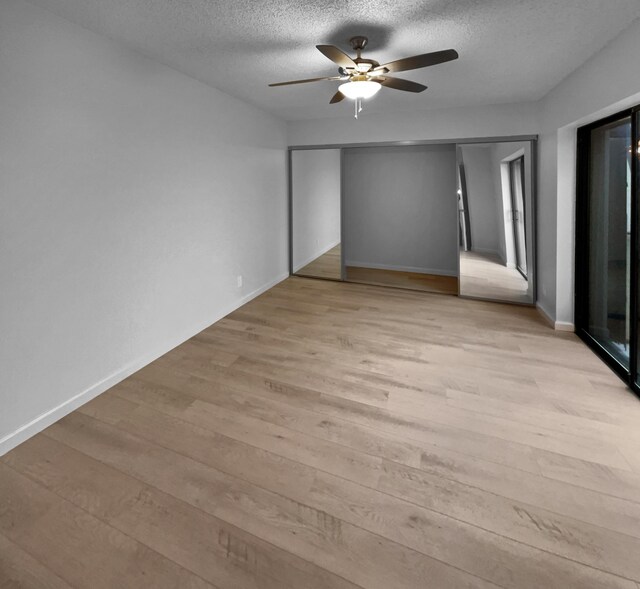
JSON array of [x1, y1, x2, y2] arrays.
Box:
[[354, 97, 364, 119]]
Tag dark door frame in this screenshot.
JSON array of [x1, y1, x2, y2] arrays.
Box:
[[458, 163, 472, 251], [509, 155, 527, 279], [575, 104, 640, 396]]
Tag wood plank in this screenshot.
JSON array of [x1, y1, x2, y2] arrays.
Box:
[[3, 276, 640, 588], [308, 471, 636, 589], [459, 250, 530, 303], [0, 533, 73, 589], [75, 393, 640, 586], [108, 375, 640, 538], [346, 266, 459, 295], [141, 354, 633, 472], [3, 434, 359, 589], [296, 244, 342, 280], [0, 463, 215, 589], [136, 360, 547, 474], [43, 412, 499, 589], [120, 372, 426, 469], [376, 460, 640, 582]]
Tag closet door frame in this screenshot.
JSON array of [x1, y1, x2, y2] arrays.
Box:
[[575, 105, 640, 394], [288, 135, 538, 295]]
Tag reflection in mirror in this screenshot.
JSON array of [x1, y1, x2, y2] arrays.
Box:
[[291, 149, 342, 280], [457, 141, 535, 304], [343, 144, 458, 294]]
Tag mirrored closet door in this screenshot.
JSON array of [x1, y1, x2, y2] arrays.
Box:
[[342, 144, 458, 295], [457, 141, 536, 304], [289, 138, 537, 305], [291, 149, 342, 280]]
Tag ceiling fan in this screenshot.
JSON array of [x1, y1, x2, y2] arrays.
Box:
[[269, 36, 458, 117]]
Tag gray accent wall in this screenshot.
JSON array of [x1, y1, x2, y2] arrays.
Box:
[[343, 144, 458, 276]]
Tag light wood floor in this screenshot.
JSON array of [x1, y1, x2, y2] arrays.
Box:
[[460, 250, 530, 303], [346, 266, 458, 295], [4, 277, 640, 588], [295, 244, 342, 280], [296, 246, 458, 295]]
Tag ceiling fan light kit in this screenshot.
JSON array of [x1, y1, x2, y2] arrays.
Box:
[[338, 80, 381, 100], [269, 36, 458, 119]]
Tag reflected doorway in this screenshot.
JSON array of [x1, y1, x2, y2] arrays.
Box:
[[457, 142, 535, 304], [509, 156, 527, 279]]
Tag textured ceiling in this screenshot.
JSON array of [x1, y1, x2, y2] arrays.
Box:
[[28, 0, 640, 121]]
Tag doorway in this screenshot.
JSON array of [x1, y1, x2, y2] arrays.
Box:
[[457, 142, 535, 304], [458, 163, 472, 252], [509, 156, 527, 279]]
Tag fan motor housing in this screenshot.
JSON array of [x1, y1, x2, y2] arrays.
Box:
[[349, 36, 369, 52], [352, 58, 380, 72]]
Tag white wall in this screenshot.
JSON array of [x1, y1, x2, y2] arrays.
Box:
[[0, 0, 288, 453], [291, 149, 341, 271], [459, 145, 502, 257], [538, 17, 640, 326], [343, 145, 458, 275], [492, 141, 532, 270]]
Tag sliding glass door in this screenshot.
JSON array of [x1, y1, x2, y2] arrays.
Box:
[[583, 114, 631, 368], [636, 109, 640, 388], [576, 106, 639, 389]]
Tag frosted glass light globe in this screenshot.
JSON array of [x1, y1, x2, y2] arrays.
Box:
[[338, 81, 381, 99]]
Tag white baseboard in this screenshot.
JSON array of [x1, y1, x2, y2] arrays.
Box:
[[536, 303, 555, 329], [293, 239, 340, 273], [0, 272, 288, 457], [536, 302, 574, 332], [345, 261, 458, 277], [471, 247, 500, 256]]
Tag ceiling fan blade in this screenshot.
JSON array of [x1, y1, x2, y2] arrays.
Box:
[[329, 91, 346, 104], [379, 77, 427, 93], [269, 76, 342, 87], [316, 45, 357, 68], [375, 49, 458, 74]]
